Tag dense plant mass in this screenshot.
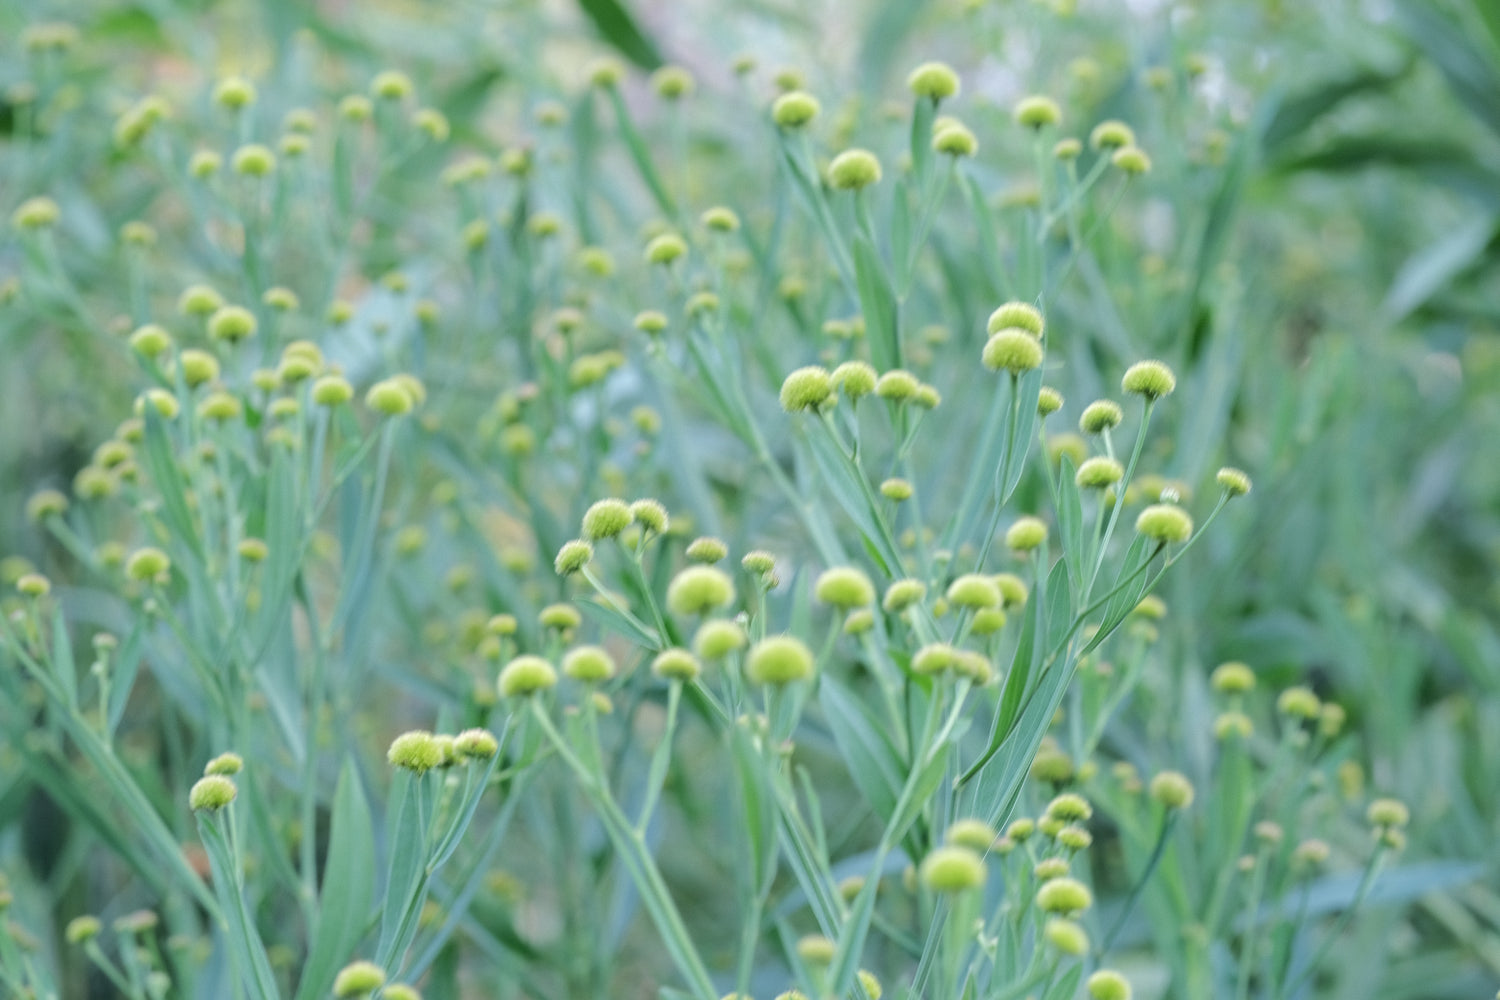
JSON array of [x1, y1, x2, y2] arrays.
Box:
[[2, 1, 1498, 999]]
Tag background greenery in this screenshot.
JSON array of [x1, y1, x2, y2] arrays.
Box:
[[1, 0, 1498, 997]]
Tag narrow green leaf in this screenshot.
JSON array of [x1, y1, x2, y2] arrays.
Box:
[[1383, 213, 1497, 321], [296, 761, 376, 1000], [50, 606, 76, 708], [821, 677, 904, 823], [575, 0, 662, 68], [197, 813, 280, 1000], [853, 235, 900, 372]]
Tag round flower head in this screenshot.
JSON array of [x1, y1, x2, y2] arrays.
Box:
[[1212, 661, 1256, 693], [630, 499, 669, 534], [827, 149, 882, 191], [1014, 95, 1062, 129], [365, 379, 414, 416], [701, 206, 740, 232], [136, 389, 180, 420], [920, 845, 986, 893], [1075, 456, 1124, 489], [780, 366, 834, 412], [176, 349, 219, 387], [197, 391, 242, 423], [771, 90, 820, 129], [129, 324, 172, 358], [742, 550, 776, 576], [189, 774, 237, 811], [945, 818, 998, 852], [1079, 400, 1123, 434], [983, 318, 1035, 360], [25, 489, 68, 522], [553, 540, 592, 576], [1087, 970, 1132, 1000], [685, 536, 728, 563], [1005, 516, 1048, 551], [666, 566, 736, 616], [582, 498, 631, 540], [414, 108, 449, 140], [815, 567, 876, 609], [371, 70, 414, 101], [694, 619, 747, 660], [383, 987, 422, 1000], [882, 578, 927, 613], [1149, 771, 1195, 809], [796, 934, 836, 965], [16, 573, 50, 597], [652, 648, 702, 682], [1216, 467, 1252, 496], [499, 655, 558, 697], [1089, 120, 1136, 150], [454, 729, 499, 761], [946, 574, 1001, 609], [880, 478, 913, 501], [875, 369, 920, 402], [179, 284, 225, 316], [746, 635, 815, 685], [1046, 792, 1093, 822], [970, 608, 1007, 636], [1036, 876, 1093, 914], [1135, 504, 1192, 544], [1112, 147, 1152, 174], [634, 310, 669, 335], [13, 196, 62, 231], [1292, 838, 1331, 869], [125, 546, 171, 582], [333, 961, 386, 997], [933, 124, 978, 157], [539, 604, 581, 630], [189, 150, 223, 178], [387, 731, 443, 773], [1053, 138, 1082, 160], [832, 360, 878, 400], [1031, 746, 1074, 783], [563, 645, 616, 683], [651, 65, 694, 99], [204, 752, 243, 776], [312, 376, 354, 406], [982, 329, 1043, 374], [908, 61, 960, 100], [1121, 360, 1176, 400], [207, 305, 257, 344], [214, 76, 257, 110], [644, 233, 687, 266], [912, 642, 958, 676], [1036, 387, 1063, 416], [65, 915, 102, 945], [232, 144, 276, 177], [1214, 711, 1254, 740]]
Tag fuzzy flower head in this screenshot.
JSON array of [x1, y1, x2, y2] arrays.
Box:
[[189, 775, 237, 811], [666, 566, 736, 616], [908, 61, 960, 101], [746, 636, 815, 685], [387, 731, 443, 773], [827, 149, 882, 191], [1121, 360, 1176, 400], [815, 567, 876, 609], [920, 845, 987, 893], [780, 366, 834, 413], [499, 655, 557, 698], [982, 329, 1043, 375]]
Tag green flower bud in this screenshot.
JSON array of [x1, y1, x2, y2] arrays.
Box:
[[1149, 771, 1194, 809], [933, 124, 977, 157], [644, 233, 687, 266], [1211, 661, 1255, 693], [1046, 793, 1093, 822], [1135, 504, 1192, 544], [413, 108, 449, 141], [1216, 467, 1252, 496], [582, 498, 631, 540], [454, 728, 499, 761], [742, 550, 777, 576], [175, 349, 219, 387], [667, 566, 736, 616], [1005, 516, 1048, 551], [1031, 746, 1075, 783], [262, 286, 299, 312], [842, 608, 873, 634], [971, 608, 1007, 635], [1121, 360, 1175, 399], [189, 150, 223, 178], [908, 61, 960, 101], [499, 655, 558, 697], [179, 284, 225, 316], [1053, 138, 1082, 160], [871, 368, 918, 402], [815, 566, 876, 609], [912, 642, 958, 675], [1075, 456, 1123, 489], [982, 329, 1043, 374], [129, 324, 172, 358], [539, 604, 581, 631], [746, 635, 814, 685], [214, 76, 257, 110], [387, 731, 442, 773], [1112, 146, 1152, 174], [205, 752, 244, 776], [189, 774, 237, 811], [231, 144, 276, 177], [12, 196, 60, 230], [652, 65, 694, 99], [1036, 876, 1092, 914], [827, 149, 882, 190], [832, 360, 878, 399], [1089, 120, 1135, 150], [685, 536, 728, 563], [1214, 711, 1254, 740], [1008, 818, 1037, 843], [311, 376, 354, 406], [882, 578, 927, 613], [558, 646, 613, 684], [771, 90, 820, 129], [198, 391, 241, 422], [920, 845, 986, 892], [339, 94, 374, 122], [371, 70, 414, 101], [16, 573, 50, 597], [1087, 970, 1132, 1000], [136, 388, 180, 420], [694, 619, 747, 660], [796, 934, 835, 965], [1014, 95, 1062, 129], [630, 499, 669, 534], [947, 573, 1002, 609], [208, 305, 257, 343], [780, 366, 834, 412], [25, 489, 68, 522], [880, 478, 913, 501], [383, 986, 422, 1000], [1292, 838, 1331, 869], [365, 379, 414, 416], [64, 915, 101, 945], [984, 302, 1043, 337], [125, 547, 171, 582], [332, 960, 386, 997], [1079, 400, 1123, 434], [945, 818, 998, 852], [914, 383, 941, 408], [587, 58, 625, 89], [652, 647, 702, 682]]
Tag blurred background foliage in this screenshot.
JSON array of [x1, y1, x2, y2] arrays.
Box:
[[2, 0, 1499, 996]]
